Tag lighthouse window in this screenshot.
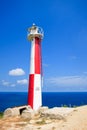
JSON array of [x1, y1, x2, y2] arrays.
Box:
[[35, 87, 40, 91]]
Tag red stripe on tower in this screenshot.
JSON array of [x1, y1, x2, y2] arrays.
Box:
[[28, 74, 34, 108], [35, 37, 41, 74]]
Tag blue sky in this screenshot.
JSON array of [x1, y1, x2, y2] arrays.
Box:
[[0, 0, 87, 92]]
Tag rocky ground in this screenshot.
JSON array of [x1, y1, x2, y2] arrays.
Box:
[[0, 105, 87, 130]]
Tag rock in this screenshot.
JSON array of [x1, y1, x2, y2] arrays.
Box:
[[24, 125, 34, 130], [41, 112, 65, 120], [21, 109, 35, 120], [40, 107, 75, 120], [40, 108, 67, 120], [29, 119, 36, 124], [4, 108, 20, 117], [4, 105, 32, 117], [38, 106, 49, 113]]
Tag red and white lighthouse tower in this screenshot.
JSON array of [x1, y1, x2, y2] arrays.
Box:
[[27, 24, 44, 110]]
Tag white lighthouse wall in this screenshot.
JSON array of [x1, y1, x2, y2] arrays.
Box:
[[33, 74, 42, 110], [30, 39, 35, 74]]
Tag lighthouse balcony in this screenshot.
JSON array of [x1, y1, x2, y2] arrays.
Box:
[[27, 33, 43, 41]]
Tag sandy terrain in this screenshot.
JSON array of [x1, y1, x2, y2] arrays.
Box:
[[0, 105, 87, 130]]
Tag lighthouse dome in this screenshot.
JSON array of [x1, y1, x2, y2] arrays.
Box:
[[27, 24, 44, 41]]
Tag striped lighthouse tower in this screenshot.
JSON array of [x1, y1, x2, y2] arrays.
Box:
[[27, 24, 44, 110]]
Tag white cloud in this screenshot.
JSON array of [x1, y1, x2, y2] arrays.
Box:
[[17, 79, 28, 85], [10, 84, 16, 87], [1, 80, 16, 87], [9, 68, 25, 76], [83, 72, 87, 74], [47, 75, 87, 87], [2, 80, 9, 86]]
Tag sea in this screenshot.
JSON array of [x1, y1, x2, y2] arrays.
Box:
[[0, 92, 87, 112]]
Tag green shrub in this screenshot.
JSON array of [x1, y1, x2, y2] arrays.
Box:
[[63, 105, 68, 107], [0, 112, 3, 118]]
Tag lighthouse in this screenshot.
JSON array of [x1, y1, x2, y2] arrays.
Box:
[[27, 24, 44, 110]]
